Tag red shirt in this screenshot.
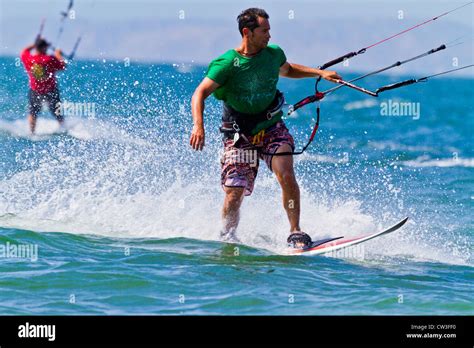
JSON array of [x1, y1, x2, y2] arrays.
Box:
[[21, 49, 66, 94]]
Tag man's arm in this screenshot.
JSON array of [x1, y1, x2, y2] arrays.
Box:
[[54, 49, 67, 70], [23, 44, 35, 52], [190, 77, 220, 151], [279, 62, 341, 82], [54, 49, 64, 61], [20, 44, 35, 60]]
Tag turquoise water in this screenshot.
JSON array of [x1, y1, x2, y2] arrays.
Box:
[[0, 56, 473, 315]]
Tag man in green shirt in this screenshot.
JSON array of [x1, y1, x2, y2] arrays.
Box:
[[190, 8, 341, 248]]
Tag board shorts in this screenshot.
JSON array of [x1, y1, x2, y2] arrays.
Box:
[[220, 120, 295, 196], [28, 88, 63, 121]]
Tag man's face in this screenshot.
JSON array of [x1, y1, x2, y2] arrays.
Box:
[[248, 17, 271, 48]]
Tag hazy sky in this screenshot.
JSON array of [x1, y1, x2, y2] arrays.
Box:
[[2, 0, 473, 24], [1, 0, 472, 74]]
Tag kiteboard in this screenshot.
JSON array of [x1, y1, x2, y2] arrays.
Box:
[[287, 217, 409, 256]]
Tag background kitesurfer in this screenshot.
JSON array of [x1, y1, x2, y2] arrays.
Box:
[[21, 37, 67, 134]]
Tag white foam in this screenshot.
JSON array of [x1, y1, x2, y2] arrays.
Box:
[[0, 122, 470, 266], [343, 98, 378, 111], [294, 152, 349, 164], [400, 156, 474, 168], [369, 140, 436, 153], [0, 117, 150, 145]]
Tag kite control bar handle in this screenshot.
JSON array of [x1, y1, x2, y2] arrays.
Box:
[[319, 52, 357, 70], [375, 79, 417, 94]]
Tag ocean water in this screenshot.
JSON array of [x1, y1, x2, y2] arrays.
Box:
[[0, 56, 472, 315]]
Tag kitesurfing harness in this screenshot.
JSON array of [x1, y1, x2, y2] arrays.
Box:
[[219, 90, 285, 139]]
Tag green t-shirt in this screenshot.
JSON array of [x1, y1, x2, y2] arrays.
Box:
[[206, 44, 287, 114]]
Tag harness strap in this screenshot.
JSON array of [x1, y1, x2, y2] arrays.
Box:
[[220, 90, 285, 137]]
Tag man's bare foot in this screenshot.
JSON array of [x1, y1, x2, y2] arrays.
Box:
[[220, 229, 241, 244]]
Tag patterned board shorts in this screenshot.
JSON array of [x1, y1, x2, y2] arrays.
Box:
[[220, 121, 295, 196]]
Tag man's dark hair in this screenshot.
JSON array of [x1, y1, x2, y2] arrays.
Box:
[[35, 38, 50, 51], [237, 8, 269, 36]]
